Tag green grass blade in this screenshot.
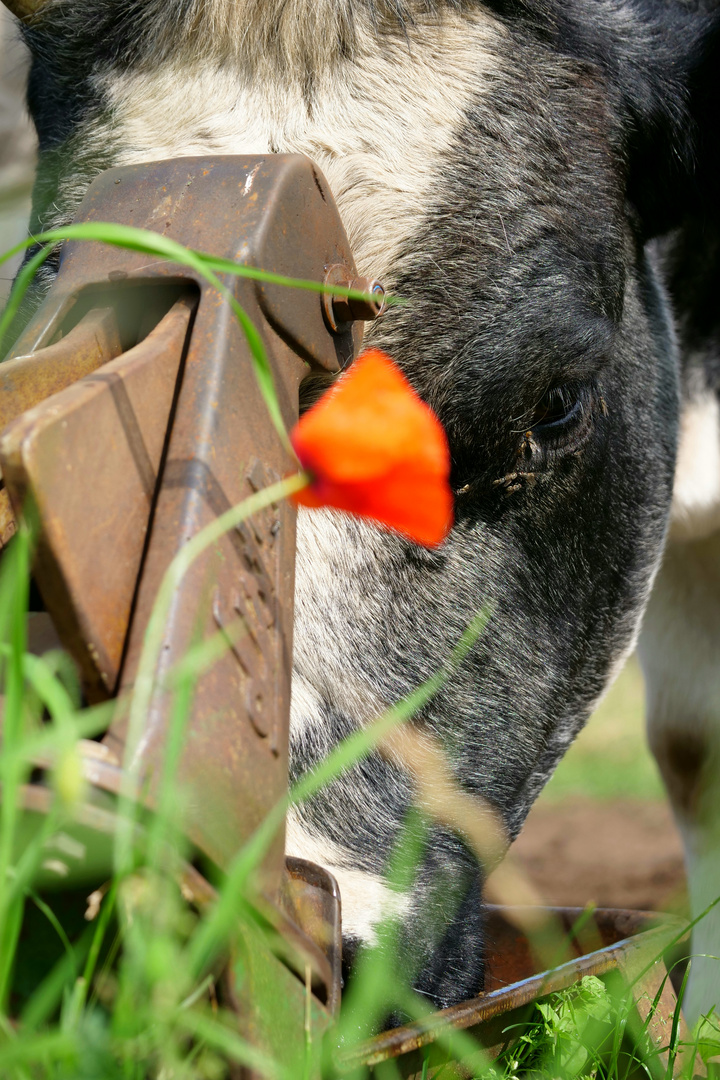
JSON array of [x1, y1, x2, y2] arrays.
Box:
[[26, 890, 77, 979], [0, 243, 58, 347]]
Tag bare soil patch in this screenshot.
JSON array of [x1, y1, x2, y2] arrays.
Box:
[[505, 796, 688, 915]]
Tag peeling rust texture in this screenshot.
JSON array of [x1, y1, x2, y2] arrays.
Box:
[[0, 155, 364, 893]]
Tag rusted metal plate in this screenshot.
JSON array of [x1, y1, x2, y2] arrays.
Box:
[[0, 306, 122, 428], [0, 307, 123, 547], [0, 294, 195, 700], [110, 298, 301, 883]]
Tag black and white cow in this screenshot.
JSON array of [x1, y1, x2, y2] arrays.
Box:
[[4, 0, 720, 1025]]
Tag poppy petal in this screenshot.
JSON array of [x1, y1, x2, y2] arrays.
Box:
[[290, 349, 453, 547]]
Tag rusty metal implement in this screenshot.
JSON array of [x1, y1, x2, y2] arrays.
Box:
[[342, 907, 695, 1079], [0, 155, 384, 1041], [0, 155, 373, 885]]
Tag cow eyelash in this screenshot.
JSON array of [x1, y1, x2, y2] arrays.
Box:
[[521, 383, 595, 457], [531, 385, 584, 430], [460, 385, 596, 499]]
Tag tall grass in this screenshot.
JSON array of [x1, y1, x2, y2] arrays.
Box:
[[0, 226, 717, 1079]]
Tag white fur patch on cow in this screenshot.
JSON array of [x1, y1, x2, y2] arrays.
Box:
[[669, 388, 720, 543], [639, 532, 720, 1023], [288, 670, 325, 740], [99, 8, 504, 282], [285, 808, 410, 946], [291, 507, 392, 731]]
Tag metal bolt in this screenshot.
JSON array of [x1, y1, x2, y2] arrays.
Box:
[[323, 264, 386, 332]]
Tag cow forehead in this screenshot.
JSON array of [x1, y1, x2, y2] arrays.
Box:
[[91, 12, 616, 294], [148, 0, 496, 75], [33, 0, 625, 399], [98, 8, 504, 281]]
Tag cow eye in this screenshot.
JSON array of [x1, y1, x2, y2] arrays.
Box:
[[530, 385, 582, 430], [520, 382, 596, 461]]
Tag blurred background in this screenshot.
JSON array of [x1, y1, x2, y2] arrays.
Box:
[[503, 655, 687, 916], [0, 6, 35, 306], [0, 5, 686, 919]]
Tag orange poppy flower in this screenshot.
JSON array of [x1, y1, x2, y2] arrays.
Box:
[[290, 349, 453, 546]]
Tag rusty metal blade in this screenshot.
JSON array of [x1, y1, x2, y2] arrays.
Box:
[[0, 307, 123, 548], [0, 306, 122, 429], [0, 294, 195, 699]]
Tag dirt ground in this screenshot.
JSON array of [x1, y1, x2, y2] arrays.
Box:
[[507, 796, 688, 916]]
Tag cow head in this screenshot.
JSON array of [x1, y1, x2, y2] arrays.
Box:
[[7, 0, 720, 1007]]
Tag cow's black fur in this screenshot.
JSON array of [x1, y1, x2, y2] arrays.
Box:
[[12, 0, 720, 1013]]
